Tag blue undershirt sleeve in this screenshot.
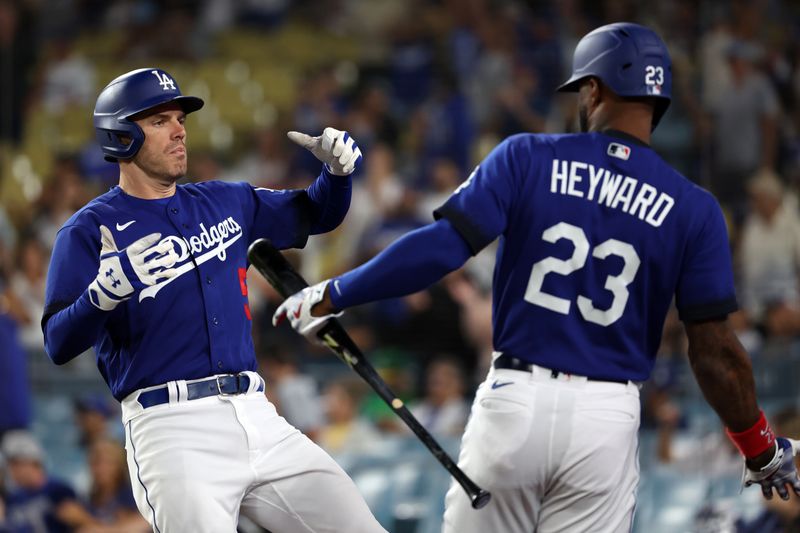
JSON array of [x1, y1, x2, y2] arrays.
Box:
[[306, 167, 352, 234], [42, 224, 110, 365], [43, 291, 110, 365], [329, 218, 472, 309]]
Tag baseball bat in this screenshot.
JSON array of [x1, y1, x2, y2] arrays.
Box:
[[247, 238, 491, 510]]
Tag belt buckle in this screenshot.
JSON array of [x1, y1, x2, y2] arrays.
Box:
[[216, 374, 237, 396]]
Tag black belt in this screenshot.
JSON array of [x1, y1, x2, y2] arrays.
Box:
[[493, 356, 629, 385], [138, 374, 261, 409]]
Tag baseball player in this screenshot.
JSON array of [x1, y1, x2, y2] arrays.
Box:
[[42, 68, 386, 533], [274, 23, 800, 532]]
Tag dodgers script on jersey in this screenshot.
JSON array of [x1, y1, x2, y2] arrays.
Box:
[[43, 181, 314, 400], [435, 131, 737, 382]]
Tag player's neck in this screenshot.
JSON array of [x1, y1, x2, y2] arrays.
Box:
[[118, 168, 177, 199], [590, 103, 653, 145], [592, 119, 651, 145]]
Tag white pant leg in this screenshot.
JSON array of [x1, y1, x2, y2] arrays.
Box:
[[123, 376, 385, 533], [228, 392, 386, 533], [124, 396, 257, 533], [538, 382, 640, 533], [443, 368, 640, 533]]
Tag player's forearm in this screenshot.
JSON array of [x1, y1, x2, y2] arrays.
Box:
[[330, 219, 472, 309], [42, 291, 110, 365], [685, 319, 761, 432], [305, 167, 352, 234]]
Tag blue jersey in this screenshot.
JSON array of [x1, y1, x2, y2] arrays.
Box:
[[4, 478, 76, 533], [43, 175, 349, 400], [434, 131, 737, 382]]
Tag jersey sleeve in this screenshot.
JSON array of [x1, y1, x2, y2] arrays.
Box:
[[433, 136, 522, 254], [240, 168, 351, 250], [44, 224, 101, 321], [675, 193, 739, 321], [240, 184, 314, 250]]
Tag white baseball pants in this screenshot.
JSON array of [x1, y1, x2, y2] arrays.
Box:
[[443, 364, 641, 533], [121, 372, 386, 533]]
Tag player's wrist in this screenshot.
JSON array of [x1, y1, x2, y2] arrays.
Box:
[[310, 284, 337, 316], [87, 279, 127, 311], [727, 411, 776, 460], [746, 441, 779, 472]]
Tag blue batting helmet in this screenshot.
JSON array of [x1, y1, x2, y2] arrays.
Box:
[[557, 23, 672, 128], [93, 68, 204, 162]]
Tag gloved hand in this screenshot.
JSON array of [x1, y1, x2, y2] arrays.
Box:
[[287, 127, 363, 176], [744, 437, 800, 500], [87, 225, 178, 311], [272, 280, 342, 340]]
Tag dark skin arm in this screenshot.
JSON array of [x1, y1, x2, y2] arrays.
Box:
[[685, 317, 775, 469]]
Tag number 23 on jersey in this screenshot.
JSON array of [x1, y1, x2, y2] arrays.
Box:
[[525, 222, 641, 327]]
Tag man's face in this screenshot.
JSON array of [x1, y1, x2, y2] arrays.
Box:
[[131, 102, 188, 181]]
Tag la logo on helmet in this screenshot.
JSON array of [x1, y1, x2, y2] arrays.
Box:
[[151, 70, 176, 91]]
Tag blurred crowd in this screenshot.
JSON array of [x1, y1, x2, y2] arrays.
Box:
[[2, 0, 800, 531]]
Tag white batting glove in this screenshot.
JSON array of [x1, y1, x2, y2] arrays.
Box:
[[87, 225, 179, 311], [287, 127, 363, 176], [272, 280, 342, 340], [744, 437, 800, 500]]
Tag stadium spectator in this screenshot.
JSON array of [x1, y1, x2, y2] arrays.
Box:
[[32, 156, 93, 251], [231, 127, 291, 188], [260, 349, 325, 442], [0, 273, 32, 441], [39, 33, 96, 114], [2, 431, 84, 533], [81, 439, 149, 532], [739, 169, 800, 337], [319, 376, 382, 456], [408, 356, 469, 438], [9, 235, 48, 354], [707, 40, 780, 211], [74, 394, 117, 449]]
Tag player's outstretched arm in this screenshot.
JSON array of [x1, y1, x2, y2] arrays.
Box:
[[290, 127, 362, 234], [273, 218, 472, 337], [686, 318, 800, 499]]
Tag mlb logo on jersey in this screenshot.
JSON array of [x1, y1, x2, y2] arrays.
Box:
[[607, 142, 631, 161]]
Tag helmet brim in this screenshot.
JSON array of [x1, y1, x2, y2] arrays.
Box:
[[556, 76, 584, 93], [125, 95, 205, 120]]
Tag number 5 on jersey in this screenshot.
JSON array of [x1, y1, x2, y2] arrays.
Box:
[[525, 222, 640, 327]]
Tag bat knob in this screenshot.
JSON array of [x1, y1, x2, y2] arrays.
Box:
[[471, 489, 492, 509]]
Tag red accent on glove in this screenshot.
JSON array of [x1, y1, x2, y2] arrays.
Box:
[[726, 411, 776, 459]]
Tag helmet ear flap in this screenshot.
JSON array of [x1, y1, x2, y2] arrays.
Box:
[[95, 119, 145, 162]]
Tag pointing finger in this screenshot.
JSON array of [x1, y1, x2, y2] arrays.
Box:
[[287, 131, 317, 149]]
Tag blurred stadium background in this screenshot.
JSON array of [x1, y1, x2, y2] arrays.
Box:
[[2, 0, 800, 531]]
